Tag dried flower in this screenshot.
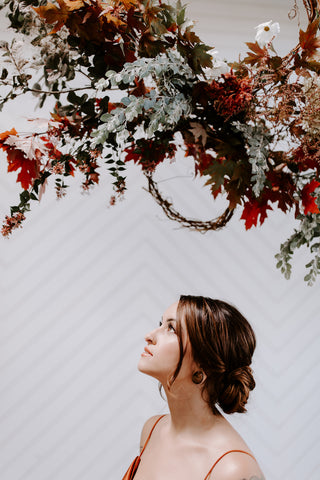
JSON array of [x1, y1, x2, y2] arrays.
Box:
[[52, 162, 65, 175], [1, 213, 26, 237]]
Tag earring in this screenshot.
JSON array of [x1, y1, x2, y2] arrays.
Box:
[[192, 370, 204, 384]]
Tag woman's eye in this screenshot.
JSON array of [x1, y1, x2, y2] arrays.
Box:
[[167, 323, 176, 332]]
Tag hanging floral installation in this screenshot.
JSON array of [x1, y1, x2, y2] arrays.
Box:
[[0, 0, 320, 283]]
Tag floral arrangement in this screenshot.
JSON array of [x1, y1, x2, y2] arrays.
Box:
[[0, 0, 320, 284]]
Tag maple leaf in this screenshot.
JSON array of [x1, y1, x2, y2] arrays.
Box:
[[34, 0, 85, 33], [299, 18, 320, 59], [244, 42, 268, 66], [240, 199, 272, 229], [7, 149, 39, 190], [189, 122, 207, 147], [102, 12, 126, 29], [128, 78, 151, 97], [189, 44, 213, 73], [204, 157, 234, 196], [0, 128, 18, 148], [5, 135, 47, 159], [0, 129, 40, 189], [301, 179, 320, 215]]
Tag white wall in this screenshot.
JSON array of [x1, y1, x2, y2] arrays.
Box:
[[0, 2, 319, 480]]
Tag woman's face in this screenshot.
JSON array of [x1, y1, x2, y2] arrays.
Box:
[[138, 301, 195, 387]]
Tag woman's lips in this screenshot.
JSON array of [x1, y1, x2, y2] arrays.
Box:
[[141, 346, 153, 357]]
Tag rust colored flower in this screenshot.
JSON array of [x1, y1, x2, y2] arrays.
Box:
[[207, 74, 253, 119], [1, 213, 26, 238]]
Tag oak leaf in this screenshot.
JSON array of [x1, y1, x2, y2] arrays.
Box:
[[240, 199, 272, 229]]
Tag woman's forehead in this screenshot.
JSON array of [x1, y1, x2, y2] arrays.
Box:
[[163, 301, 179, 319]]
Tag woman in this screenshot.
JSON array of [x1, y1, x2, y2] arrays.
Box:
[[123, 295, 265, 480]]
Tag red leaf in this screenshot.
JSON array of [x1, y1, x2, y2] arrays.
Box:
[[301, 179, 320, 215], [7, 149, 38, 190], [240, 199, 272, 230], [0, 129, 38, 189]]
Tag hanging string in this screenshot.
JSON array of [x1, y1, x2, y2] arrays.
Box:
[[302, 0, 320, 22]]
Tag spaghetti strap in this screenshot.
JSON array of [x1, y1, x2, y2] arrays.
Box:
[[140, 415, 166, 457], [204, 449, 256, 480], [121, 415, 166, 480]]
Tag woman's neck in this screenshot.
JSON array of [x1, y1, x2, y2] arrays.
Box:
[[163, 383, 221, 436]]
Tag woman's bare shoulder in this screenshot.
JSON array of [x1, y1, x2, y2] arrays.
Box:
[[139, 414, 166, 452], [206, 451, 265, 480]]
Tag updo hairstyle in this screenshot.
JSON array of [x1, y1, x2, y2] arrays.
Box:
[[173, 295, 256, 414]]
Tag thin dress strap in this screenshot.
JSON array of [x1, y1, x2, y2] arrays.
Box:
[[140, 415, 166, 457], [204, 449, 256, 480]]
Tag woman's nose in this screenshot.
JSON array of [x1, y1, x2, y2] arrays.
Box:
[[145, 328, 157, 344]]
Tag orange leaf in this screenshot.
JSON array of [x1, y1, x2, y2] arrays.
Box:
[[103, 12, 126, 28], [34, 0, 85, 33], [34, 3, 65, 32], [0, 128, 18, 149], [58, 0, 85, 10], [116, 0, 139, 10]]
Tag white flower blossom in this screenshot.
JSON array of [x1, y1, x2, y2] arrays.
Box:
[[204, 50, 229, 79], [255, 21, 280, 48]]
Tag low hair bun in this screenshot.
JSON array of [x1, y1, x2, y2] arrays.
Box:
[[218, 366, 256, 414], [176, 296, 257, 416]]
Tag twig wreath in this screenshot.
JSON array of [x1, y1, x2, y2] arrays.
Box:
[[0, 0, 320, 284]]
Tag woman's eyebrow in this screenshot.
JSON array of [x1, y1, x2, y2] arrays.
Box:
[[161, 317, 177, 323]]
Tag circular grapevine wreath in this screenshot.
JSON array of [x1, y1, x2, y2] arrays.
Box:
[[0, 0, 320, 284]]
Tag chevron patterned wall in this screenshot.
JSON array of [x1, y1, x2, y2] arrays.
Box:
[[0, 2, 319, 480]]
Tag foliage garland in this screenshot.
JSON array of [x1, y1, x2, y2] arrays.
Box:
[[0, 0, 320, 284]]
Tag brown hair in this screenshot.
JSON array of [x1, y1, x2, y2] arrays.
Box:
[[172, 295, 256, 414]]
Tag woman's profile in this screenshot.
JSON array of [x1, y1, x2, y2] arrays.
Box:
[[122, 295, 265, 480]]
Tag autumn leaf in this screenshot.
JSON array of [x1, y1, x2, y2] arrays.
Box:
[[117, 0, 139, 10], [299, 18, 320, 59], [7, 149, 38, 190], [189, 44, 213, 73], [244, 42, 268, 66], [102, 12, 126, 29], [189, 122, 208, 147], [301, 179, 320, 215], [0, 128, 18, 147], [128, 78, 151, 97], [34, 0, 85, 33], [204, 157, 234, 195], [240, 199, 272, 229], [0, 129, 40, 189]]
